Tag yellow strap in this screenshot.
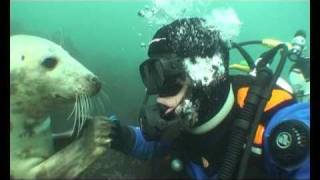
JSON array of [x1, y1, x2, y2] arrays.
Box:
[[262, 38, 293, 49], [229, 64, 251, 73]]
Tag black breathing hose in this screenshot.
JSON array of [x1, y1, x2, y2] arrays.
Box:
[[237, 44, 289, 179], [217, 68, 273, 180], [231, 42, 256, 70], [237, 40, 262, 47], [217, 44, 289, 180]]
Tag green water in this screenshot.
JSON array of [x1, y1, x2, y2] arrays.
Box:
[[10, 0, 310, 124]]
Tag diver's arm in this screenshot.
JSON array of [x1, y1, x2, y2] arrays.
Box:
[[263, 102, 310, 179], [109, 121, 170, 160], [128, 126, 170, 159]]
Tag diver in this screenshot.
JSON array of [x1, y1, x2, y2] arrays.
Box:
[[102, 18, 310, 179], [287, 30, 310, 102]]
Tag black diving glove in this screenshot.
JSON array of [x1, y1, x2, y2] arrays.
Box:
[[107, 119, 136, 154]]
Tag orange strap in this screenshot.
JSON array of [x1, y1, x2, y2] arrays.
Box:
[[237, 87, 293, 112], [237, 87, 293, 146], [253, 124, 265, 145]]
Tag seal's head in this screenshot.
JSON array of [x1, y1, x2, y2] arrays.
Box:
[[10, 35, 101, 116]]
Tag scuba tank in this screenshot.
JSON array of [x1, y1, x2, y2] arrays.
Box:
[[217, 32, 301, 179]]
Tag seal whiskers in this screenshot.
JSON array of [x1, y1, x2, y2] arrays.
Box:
[[67, 96, 77, 121], [78, 95, 84, 136], [101, 88, 111, 105], [96, 95, 106, 115], [68, 91, 107, 137], [81, 95, 89, 132], [86, 94, 92, 116], [72, 95, 79, 136]]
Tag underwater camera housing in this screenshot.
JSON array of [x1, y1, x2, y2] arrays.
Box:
[[139, 54, 186, 96]]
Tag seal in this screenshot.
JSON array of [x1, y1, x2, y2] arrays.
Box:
[[10, 35, 110, 179]]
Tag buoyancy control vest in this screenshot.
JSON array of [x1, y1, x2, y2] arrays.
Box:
[[164, 75, 296, 178]]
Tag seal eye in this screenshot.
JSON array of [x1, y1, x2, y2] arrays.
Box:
[[42, 57, 58, 69]]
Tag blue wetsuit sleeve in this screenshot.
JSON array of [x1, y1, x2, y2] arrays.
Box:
[[127, 126, 171, 160], [263, 102, 310, 179], [185, 161, 211, 179]]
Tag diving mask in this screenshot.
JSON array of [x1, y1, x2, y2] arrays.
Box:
[[139, 54, 186, 96]]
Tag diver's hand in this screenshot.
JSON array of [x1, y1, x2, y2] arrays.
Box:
[[87, 116, 135, 153], [102, 118, 136, 154]]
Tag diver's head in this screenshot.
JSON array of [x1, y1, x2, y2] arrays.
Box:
[[142, 17, 230, 94], [288, 30, 307, 62], [139, 18, 233, 141]]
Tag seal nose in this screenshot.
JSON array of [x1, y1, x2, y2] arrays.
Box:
[[89, 76, 101, 94]]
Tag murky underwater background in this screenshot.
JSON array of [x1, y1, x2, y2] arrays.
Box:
[[10, 0, 310, 178]]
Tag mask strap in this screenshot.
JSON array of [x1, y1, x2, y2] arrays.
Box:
[[190, 84, 234, 134]]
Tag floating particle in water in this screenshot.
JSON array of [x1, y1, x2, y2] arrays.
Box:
[[140, 42, 147, 48], [137, 7, 158, 19], [138, 33, 142, 36]]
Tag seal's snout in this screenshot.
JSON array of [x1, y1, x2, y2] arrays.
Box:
[[88, 76, 101, 95]]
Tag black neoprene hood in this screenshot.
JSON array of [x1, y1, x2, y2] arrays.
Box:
[[147, 18, 229, 72]]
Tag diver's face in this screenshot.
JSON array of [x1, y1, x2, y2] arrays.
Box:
[[156, 78, 199, 129], [156, 79, 189, 115], [154, 54, 226, 127]]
